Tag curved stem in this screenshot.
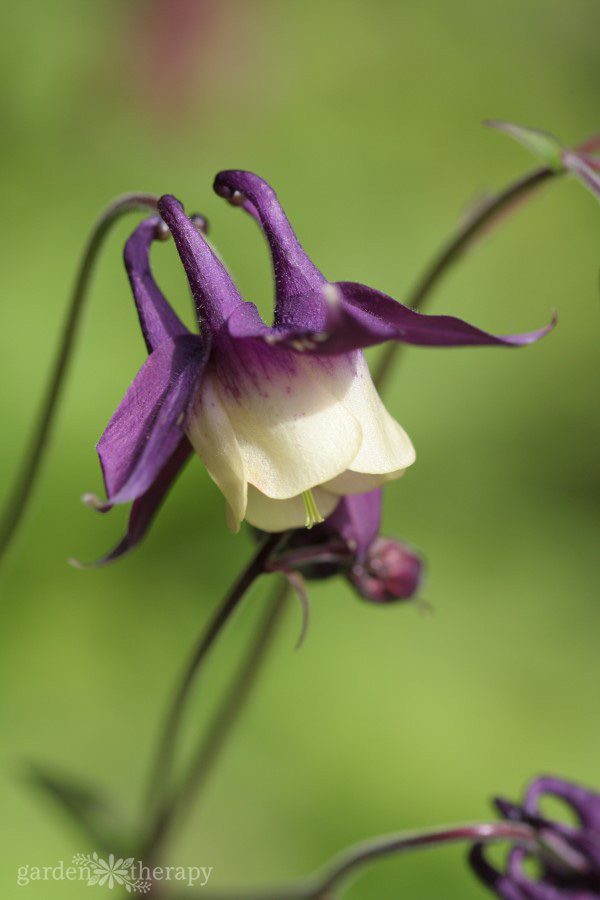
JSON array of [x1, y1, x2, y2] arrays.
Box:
[[174, 821, 536, 899], [372, 166, 556, 391], [144, 577, 289, 860], [0, 193, 159, 563], [406, 168, 554, 312], [293, 821, 535, 899], [143, 533, 283, 831]]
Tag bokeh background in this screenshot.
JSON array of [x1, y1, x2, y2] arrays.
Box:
[[1, 1, 599, 897]]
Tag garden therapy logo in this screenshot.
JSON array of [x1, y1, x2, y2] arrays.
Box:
[[72, 854, 150, 892], [17, 853, 213, 890]]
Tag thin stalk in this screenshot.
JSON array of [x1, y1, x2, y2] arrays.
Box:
[[143, 533, 283, 826], [372, 166, 556, 390], [0, 193, 159, 563], [144, 578, 289, 859], [174, 821, 536, 899]]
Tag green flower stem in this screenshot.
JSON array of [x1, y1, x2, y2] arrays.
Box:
[[143, 578, 289, 861], [0, 193, 159, 563], [373, 165, 557, 391], [174, 821, 536, 899], [143, 533, 284, 832]]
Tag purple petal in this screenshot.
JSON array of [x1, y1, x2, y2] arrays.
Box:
[[225, 283, 555, 356], [123, 216, 190, 352], [158, 194, 243, 331], [213, 170, 327, 328], [82, 438, 192, 567], [562, 151, 600, 202], [95, 334, 207, 507], [330, 282, 556, 350], [350, 536, 423, 603], [524, 777, 600, 834], [469, 845, 528, 899], [326, 490, 382, 561]]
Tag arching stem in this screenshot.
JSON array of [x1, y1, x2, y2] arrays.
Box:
[[373, 166, 556, 390], [0, 193, 159, 563]]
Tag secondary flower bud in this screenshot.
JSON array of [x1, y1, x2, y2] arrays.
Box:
[[349, 536, 422, 603], [267, 490, 423, 604]]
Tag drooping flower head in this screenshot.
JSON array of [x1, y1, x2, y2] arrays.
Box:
[[84, 171, 554, 564], [470, 775, 600, 898]]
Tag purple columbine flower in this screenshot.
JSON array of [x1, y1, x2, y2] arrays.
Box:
[[269, 488, 423, 604], [470, 775, 600, 898], [85, 171, 554, 564]]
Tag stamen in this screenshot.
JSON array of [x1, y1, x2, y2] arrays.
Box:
[[301, 490, 324, 529]]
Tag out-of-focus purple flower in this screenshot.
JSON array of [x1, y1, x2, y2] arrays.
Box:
[[123, 0, 242, 120], [487, 121, 600, 202], [470, 775, 600, 898], [83, 172, 553, 564], [269, 488, 423, 604]]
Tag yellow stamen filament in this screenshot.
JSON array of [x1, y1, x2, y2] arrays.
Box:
[[302, 489, 324, 529]]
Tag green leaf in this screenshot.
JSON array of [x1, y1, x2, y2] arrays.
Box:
[[25, 762, 131, 854], [485, 120, 564, 170]]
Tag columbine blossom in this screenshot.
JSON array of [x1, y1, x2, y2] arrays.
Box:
[[470, 775, 600, 898], [268, 488, 423, 604], [85, 171, 553, 564]]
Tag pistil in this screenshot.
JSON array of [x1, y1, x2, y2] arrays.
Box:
[[301, 490, 324, 529]]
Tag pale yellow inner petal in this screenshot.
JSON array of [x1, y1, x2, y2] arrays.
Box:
[[245, 485, 340, 532], [186, 371, 247, 531], [214, 350, 363, 500], [331, 351, 416, 476], [187, 345, 416, 533]]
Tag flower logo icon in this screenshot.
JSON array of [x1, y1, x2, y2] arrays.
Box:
[[72, 853, 151, 892], [90, 854, 131, 888]]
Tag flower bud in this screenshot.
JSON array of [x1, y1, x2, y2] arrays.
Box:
[[349, 536, 422, 603]]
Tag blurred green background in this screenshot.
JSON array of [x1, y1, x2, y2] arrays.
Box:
[[1, 1, 599, 897]]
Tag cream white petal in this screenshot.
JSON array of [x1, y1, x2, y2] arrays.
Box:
[[323, 468, 407, 496], [333, 352, 416, 475], [214, 347, 362, 500], [186, 370, 247, 531], [244, 485, 340, 532]]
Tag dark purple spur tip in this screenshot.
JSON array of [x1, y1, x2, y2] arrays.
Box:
[[213, 180, 234, 199], [213, 171, 280, 214], [190, 213, 209, 234], [154, 220, 171, 241], [495, 797, 526, 822], [213, 170, 326, 322], [213, 182, 245, 207]]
